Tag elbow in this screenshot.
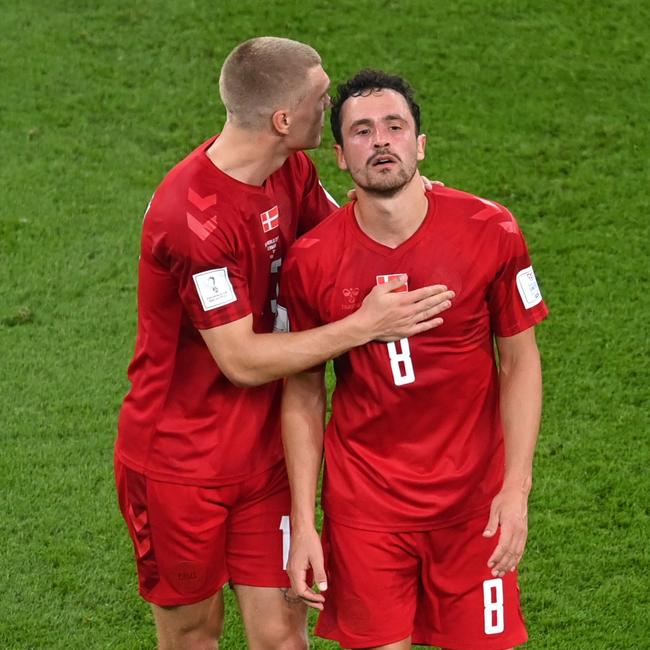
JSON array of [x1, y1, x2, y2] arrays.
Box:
[[219, 360, 271, 388], [228, 372, 266, 388]]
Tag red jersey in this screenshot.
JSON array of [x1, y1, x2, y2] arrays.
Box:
[[280, 187, 548, 530], [116, 136, 336, 486]]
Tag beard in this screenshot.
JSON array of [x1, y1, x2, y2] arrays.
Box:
[[350, 157, 418, 198]]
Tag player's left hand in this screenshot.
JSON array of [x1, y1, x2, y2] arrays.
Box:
[[483, 486, 529, 577], [346, 176, 444, 200]]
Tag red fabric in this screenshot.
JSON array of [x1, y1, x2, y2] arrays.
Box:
[[115, 457, 292, 606], [316, 514, 527, 649], [280, 187, 548, 530], [116, 135, 336, 486]]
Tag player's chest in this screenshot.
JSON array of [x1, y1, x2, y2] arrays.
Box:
[[323, 237, 496, 330]]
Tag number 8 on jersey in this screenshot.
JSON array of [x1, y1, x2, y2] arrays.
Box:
[[376, 274, 415, 386]]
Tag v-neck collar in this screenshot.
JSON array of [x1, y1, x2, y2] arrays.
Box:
[[346, 191, 437, 257]]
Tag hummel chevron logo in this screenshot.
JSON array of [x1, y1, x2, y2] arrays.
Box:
[[187, 212, 219, 241], [471, 199, 519, 234], [188, 188, 217, 211]]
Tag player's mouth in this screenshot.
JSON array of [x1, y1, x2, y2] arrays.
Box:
[[369, 153, 399, 168]]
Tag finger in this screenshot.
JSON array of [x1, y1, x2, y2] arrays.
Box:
[[487, 525, 511, 569], [403, 317, 445, 336], [411, 298, 453, 323], [488, 526, 517, 575], [431, 180, 445, 186], [405, 284, 450, 301], [421, 175, 433, 191], [313, 560, 328, 593], [288, 567, 309, 596], [347, 188, 356, 200], [491, 549, 516, 577], [377, 275, 409, 293], [482, 509, 500, 538], [298, 587, 325, 610]]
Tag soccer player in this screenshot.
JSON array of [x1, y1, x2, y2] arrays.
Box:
[[281, 69, 548, 650], [114, 42, 453, 650]]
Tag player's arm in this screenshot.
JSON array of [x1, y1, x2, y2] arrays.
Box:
[[484, 326, 542, 577], [199, 279, 453, 387], [281, 369, 328, 609]]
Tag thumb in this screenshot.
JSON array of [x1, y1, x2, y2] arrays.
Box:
[[483, 509, 500, 537]]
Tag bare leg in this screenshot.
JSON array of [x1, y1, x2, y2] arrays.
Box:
[[152, 590, 225, 650], [234, 585, 308, 650]]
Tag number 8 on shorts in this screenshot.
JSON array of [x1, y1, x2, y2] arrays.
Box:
[[483, 578, 505, 634]]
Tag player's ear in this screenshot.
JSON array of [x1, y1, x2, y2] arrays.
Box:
[[416, 133, 426, 162], [333, 143, 348, 171], [271, 110, 291, 136]]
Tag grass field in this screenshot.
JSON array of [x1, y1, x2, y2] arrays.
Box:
[[1, 1, 649, 648]]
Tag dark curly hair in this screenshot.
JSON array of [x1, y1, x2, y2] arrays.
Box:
[[330, 69, 421, 145]]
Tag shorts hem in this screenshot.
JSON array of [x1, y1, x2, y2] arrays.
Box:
[[228, 574, 291, 589], [412, 631, 528, 650], [140, 580, 228, 608], [315, 627, 412, 649]]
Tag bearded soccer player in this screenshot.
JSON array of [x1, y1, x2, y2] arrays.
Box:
[[281, 69, 548, 650], [115, 41, 453, 650]]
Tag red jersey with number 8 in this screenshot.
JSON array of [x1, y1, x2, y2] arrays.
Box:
[[280, 187, 548, 530], [116, 136, 336, 486]]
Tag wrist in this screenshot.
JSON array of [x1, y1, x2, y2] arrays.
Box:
[[290, 511, 317, 531], [342, 309, 373, 347], [502, 474, 533, 495]]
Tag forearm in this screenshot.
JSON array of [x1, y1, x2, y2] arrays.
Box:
[[498, 337, 543, 494], [230, 317, 367, 387], [201, 280, 454, 387], [281, 372, 326, 529]]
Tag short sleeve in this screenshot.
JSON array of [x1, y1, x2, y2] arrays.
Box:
[[149, 219, 252, 331], [488, 219, 549, 337]]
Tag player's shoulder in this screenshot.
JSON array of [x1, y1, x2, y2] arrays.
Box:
[[295, 202, 350, 248], [431, 186, 519, 234], [285, 203, 351, 268], [149, 136, 216, 205]]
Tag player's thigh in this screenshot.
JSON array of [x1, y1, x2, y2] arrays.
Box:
[[234, 585, 308, 650], [315, 518, 419, 649], [115, 458, 231, 607], [414, 514, 527, 650], [152, 591, 225, 649], [227, 463, 306, 649]]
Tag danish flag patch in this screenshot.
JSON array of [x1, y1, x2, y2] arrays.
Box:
[[376, 274, 408, 292], [260, 205, 280, 233]]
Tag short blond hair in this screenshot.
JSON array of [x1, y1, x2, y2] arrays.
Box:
[[219, 37, 322, 130]]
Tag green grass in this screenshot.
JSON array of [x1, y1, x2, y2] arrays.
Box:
[[1, 1, 648, 648]]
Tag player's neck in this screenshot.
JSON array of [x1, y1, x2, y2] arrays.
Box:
[[206, 123, 289, 186], [353, 173, 429, 249]]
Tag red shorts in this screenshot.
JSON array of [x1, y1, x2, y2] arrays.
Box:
[[115, 457, 292, 607], [316, 514, 528, 650]]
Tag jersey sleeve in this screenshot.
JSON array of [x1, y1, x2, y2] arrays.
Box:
[[294, 152, 338, 236], [487, 210, 549, 337], [145, 203, 252, 331]]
